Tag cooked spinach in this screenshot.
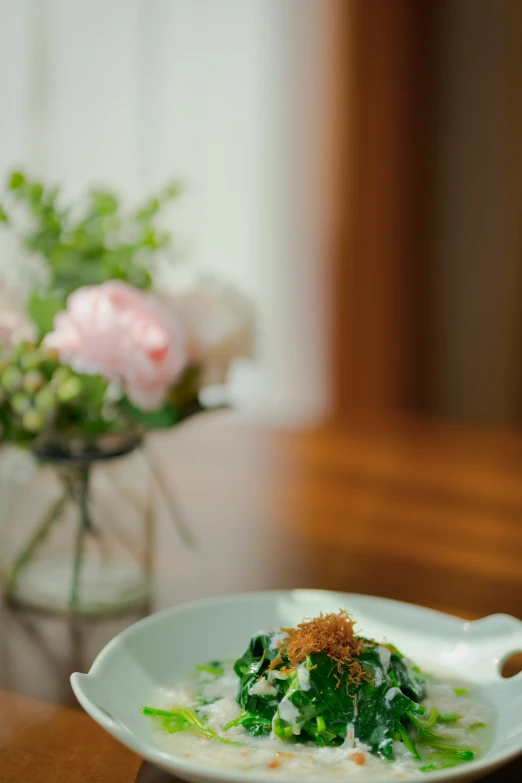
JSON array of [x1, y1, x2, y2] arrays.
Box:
[[230, 629, 477, 769], [196, 661, 225, 677], [141, 612, 482, 775], [141, 706, 240, 745], [233, 638, 420, 756]]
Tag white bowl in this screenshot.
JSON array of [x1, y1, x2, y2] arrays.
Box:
[[71, 589, 522, 783]]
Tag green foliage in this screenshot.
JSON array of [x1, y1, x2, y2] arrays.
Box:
[[120, 366, 203, 432], [1, 170, 182, 336], [234, 633, 279, 679], [232, 635, 421, 753], [121, 399, 180, 430], [437, 712, 459, 724], [196, 662, 225, 677], [142, 706, 240, 745], [0, 172, 212, 442], [0, 342, 205, 446], [27, 293, 66, 341], [139, 630, 484, 775], [233, 632, 283, 734], [408, 707, 439, 728], [230, 632, 479, 769], [388, 649, 427, 702], [453, 687, 469, 696], [0, 343, 124, 445]]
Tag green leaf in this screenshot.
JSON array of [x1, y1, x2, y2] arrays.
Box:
[[233, 633, 284, 732], [234, 633, 277, 680], [396, 722, 421, 759], [75, 373, 108, 409], [273, 718, 294, 739], [408, 707, 439, 728], [162, 715, 189, 734], [27, 183, 44, 203], [390, 653, 427, 702], [437, 712, 459, 724], [196, 662, 225, 677], [26, 293, 65, 339], [3, 171, 183, 299], [0, 204, 8, 223], [233, 638, 426, 755], [240, 713, 273, 736], [89, 190, 119, 215], [9, 171, 26, 190], [122, 399, 180, 430], [223, 712, 248, 731], [164, 180, 183, 199], [142, 706, 241, 745], [168, 364, 201, 411], [136, 197, 161, 222]]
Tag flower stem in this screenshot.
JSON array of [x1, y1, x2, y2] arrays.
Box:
[[5, 490, 68, 598], [140, 447, 195, 549], [69, 464, 91, 612]]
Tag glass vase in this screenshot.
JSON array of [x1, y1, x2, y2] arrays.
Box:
[[0, 432, 154, 615]]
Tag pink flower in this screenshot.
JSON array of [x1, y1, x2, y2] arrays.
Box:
[[45, 281, 186, 409]]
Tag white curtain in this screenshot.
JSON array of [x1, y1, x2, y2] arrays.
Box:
[[0, 0, 331, 424]]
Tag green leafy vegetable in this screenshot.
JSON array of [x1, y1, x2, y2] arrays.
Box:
[[196, 662, 225, 677], [396, 722, 421, 760], [437, 712, 459, 723], [222, 712, 249, 730], [232, 628, 423, 758], [142, 706, 240, 745], [229, 612, 481, 770], [141, 610, 484, 776], [407, 707, 439, 728]]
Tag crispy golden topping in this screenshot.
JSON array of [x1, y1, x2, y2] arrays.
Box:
[[269, 610, 369, 685]]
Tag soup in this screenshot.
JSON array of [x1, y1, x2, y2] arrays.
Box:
[[143, 611, 493, 779]]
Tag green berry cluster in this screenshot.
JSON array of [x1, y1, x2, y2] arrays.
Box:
[[0, 344, 87, 442]]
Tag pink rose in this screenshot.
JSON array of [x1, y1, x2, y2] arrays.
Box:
[[45, 281, 186, 410]]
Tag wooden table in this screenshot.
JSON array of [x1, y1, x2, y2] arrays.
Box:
[[1, 412, 522, 781]]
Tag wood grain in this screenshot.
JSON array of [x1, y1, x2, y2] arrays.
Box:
[[334, 0, 435, 419], [0, 689, 140, 783]]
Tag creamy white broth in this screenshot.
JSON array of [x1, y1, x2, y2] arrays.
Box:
[[146, 664, 493, 780]]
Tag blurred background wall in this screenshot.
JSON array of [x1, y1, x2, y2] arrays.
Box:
[[0, 0, 332, 425], [1, 0, 522, 428], [334, 0, 522, 426], [428, 0, 522, 422]]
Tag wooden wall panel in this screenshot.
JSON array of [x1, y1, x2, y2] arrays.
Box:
[[333, 0, 435, 423]]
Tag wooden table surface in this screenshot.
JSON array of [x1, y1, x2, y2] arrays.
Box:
[[1, 411, 522, 781]]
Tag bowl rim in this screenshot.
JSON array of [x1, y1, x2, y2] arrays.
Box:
[[71, 588, 522, 783]]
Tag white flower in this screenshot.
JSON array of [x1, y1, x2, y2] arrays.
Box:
[[0, 222, 48, 304], [0, 222, 46, 347], [2, 191, 40, 236], [163, 278, 255, 387], [0, 304, 36, 347]]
